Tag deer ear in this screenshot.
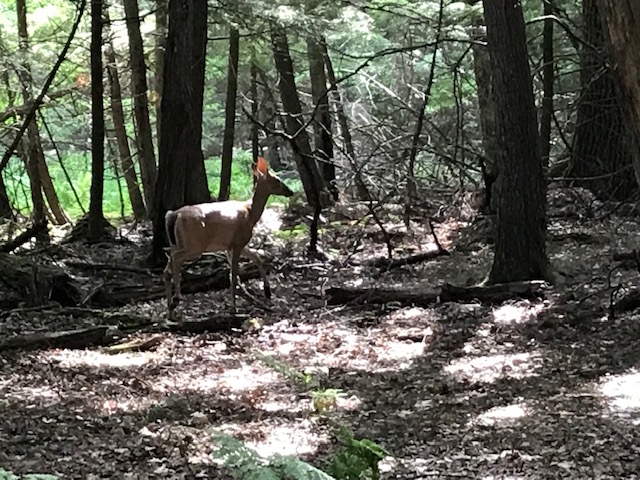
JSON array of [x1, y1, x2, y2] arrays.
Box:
[[256, 156, 269, 175]]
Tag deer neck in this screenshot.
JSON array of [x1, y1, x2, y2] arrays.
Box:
[[246, 183, 271, 226]]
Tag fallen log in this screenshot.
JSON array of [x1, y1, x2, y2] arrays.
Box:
[[326, 280, 547, 307], [0, 325, 118, 351], [366, 248, 450, 268], [0, 252, 82, 308], [88, 263, 263, 307], [0, 220, 48, 253]]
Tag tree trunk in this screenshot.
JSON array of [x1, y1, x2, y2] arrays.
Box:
[[255, 67, 286, 171], [218, 26, 240, 201], [250, 60, 260, 161], [88, 0, 105, 241], [470, 25, 500, 213], [151, 0, 211, 265], [154, 0, 167, 144], [123, 0, 157, 213], [307, 35, 337, 201], [37, 145, 69, 225], [539, 0, 554, 171], [105, 39, 146, 220], [597, 0, 640, 192], [270, 26, 329, 208], [0, 174, 12, 220], [321, 40, 365, 200], [16, 0, 50, 240], [570, 0, 638, 201], [482, 0, 549, 283]]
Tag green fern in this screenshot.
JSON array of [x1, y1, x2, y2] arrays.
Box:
[[212, 431, 336, 480]]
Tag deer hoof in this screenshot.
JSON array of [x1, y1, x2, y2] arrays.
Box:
[[170, 295, 181, 310]]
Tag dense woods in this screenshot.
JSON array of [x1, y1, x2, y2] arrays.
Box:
[[1, 0, 640, 478]]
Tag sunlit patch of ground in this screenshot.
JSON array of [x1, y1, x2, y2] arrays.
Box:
[[444, 350, 543, 384], [217, 418, 328, 458], [473, 402, 531, 427], [492, 302, 546, 325], [597, 369, 640, 424]]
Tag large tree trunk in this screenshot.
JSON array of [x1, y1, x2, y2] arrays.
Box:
[[151, 0, 211, 265], [597, 0, 640, 192], [270, 26, 329, 208], [470, 25, 500, 213], [105, 39, 146, 220], [482, 0, 549, 284], [88, 0, 105, 241], [307, 35, 337, 201], [539, 0, 555, 171], [570, 0, 639, 201], [218, 26, 240, 201], [123, 0, 157, 214], [154, 0, 167, 144]]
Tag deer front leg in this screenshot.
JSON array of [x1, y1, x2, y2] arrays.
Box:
[[241, 247, 271, 299], [229, 248, 241, 314]]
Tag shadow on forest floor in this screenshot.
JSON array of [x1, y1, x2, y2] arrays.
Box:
[[1, 189, 640, 479]]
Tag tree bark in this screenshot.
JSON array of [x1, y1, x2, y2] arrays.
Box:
[[218, 26, 240, 201], [470, 25, 500, 213], [0, 174, 12, 220], [270, 26, 329, 208], [151, 0, 211, 265], [483, 0, 549, 283], [105, 40, 146, 220], [154, 0, 167, 144], [16, 0, 49, 239], [123, 0, 157, 213], [307, 35, 337, 201], [597, 0, 640, 193], [321, 40, 366, 199], [539, 0, 554, 171], [570, 0, 639, 201], [250, 60, 260, 161], [88, 0, 105, 241]]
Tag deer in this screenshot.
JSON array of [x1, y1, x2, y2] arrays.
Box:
[[163, 157, 294, 320]]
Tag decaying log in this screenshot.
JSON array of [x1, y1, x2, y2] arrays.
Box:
[[612, 250, 640, 262], [366, 248, 450, 268], [89, 263, 263, 307], [326, 287, 439, 307], [0, 252, 82, 308], [166, 315, 248, 334], [326, 280, 547, 307], [0, 220, 48, 253], [0, 326, 118, 351], [613, 289, 640, 314]]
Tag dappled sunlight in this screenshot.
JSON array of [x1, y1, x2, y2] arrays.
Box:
[[492, 302, 545, 325], [2, 384, 59, 404], [42, 349, 154, 369], [473, 402, 531, 427], [218, 419, 328, 458], [444, 351, 542, 384], [598, 370, 640, 424]]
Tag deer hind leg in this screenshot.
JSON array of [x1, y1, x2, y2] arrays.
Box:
[[165, 250, 194, 319], [241, 247, 271, 299]]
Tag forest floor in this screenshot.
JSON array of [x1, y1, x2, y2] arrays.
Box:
[[1, 187, 640, 479]]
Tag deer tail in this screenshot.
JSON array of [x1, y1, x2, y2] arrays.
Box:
[[165, 210, 178, 247]]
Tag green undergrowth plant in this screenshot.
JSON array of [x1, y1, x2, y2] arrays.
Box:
[[210, 352, 390, 480]]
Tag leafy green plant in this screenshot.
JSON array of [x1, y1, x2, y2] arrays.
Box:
[[327, 427, 389, 480], [211, 431, 335, 480], [253, 350, 313, 387]]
